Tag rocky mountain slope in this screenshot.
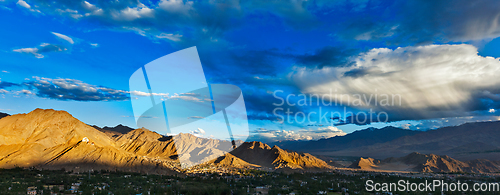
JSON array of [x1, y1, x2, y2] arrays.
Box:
[[0, 109, 331, 173], [0, 112, 8, 120], [349, 152, 500, 173], [0, 109, 178, 174], [278, 122, 500, 161], [212, 141, 330, 170], [272, 126, 421, 152]]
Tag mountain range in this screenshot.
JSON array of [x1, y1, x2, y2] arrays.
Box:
[[0, 108, 499, 174], [271, 126, 421, 152], [274, 122, 500, 161], [349, 152, 500, 173], [0, 112, 9, 120], [0, 109, 330, 174]]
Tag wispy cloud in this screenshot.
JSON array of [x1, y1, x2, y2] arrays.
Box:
[[51, 32, 74, 44], [156, 33, 182, 42], [187, 116, 204, 119]]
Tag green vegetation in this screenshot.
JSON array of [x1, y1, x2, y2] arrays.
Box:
[[0, 167, 498, 194]]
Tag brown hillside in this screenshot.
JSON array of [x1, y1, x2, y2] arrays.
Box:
[[229, 141, 331, 170], [350, 152, 500, 173], [0, 109, 334, 173]]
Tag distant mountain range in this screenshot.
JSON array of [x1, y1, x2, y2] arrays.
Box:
[[0, 112, 9, 120], [349, 152, 500, 173], [274, 122, 500, 161], [0, 109, 330, 174], [271, 126, 421, 152], [1, 108, 499, 174], [91, 124, 134, 138]]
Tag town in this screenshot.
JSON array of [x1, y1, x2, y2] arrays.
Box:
[[1, 167, 499, 195]]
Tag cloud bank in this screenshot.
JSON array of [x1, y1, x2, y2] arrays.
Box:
[[249, 126, 346, 142], [291, 44, 500, 121], [24, 77, 129, 101]]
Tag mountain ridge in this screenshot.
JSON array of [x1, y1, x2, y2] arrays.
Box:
[[349, 152, 500, 173], [0, 109, 331, 174], [271, 126, 421, 152], [275, 121, 500, 161], [0, 112, 9, 120]]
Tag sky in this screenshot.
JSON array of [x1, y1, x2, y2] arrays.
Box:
[[1, 0, 500, 143]]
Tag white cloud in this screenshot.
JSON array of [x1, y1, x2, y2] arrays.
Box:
[[82, 1, 97, 11], [0, 89, 8, 94], [111, 3, 154, 21], [130, 90, 169, 97], [55, 8, 82, 19], [400, 115, 500, 130], [190, 128, 206, 137], [16, 0, 30, 9], [290, 44, 500, 119], [169, 93, 204, 102], [156, 33, 182, 42], [489, 109, 496, 113], [2, 70, 9, 73], [13, 47, 43, 58], [13, 42, 68, 58], [16, 0, 40, 13], [89, 43, 99, 47], [250, 126, 346, 142], [187, 116, 204, 119], [15, 89, 34, 95], [51, 32, 74, 44]]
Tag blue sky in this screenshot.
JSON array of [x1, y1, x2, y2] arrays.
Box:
[[1, 0, 500, 142]]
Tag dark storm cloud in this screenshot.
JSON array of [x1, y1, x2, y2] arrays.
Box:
[[332, 0, 500, 44]]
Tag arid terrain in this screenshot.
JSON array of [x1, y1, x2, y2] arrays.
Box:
[[0, 109, 499, 174], [0, 109, 330, 174]]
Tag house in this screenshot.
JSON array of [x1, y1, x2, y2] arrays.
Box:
[[27, 186, 37, 195], [254, 186, 269, 195]]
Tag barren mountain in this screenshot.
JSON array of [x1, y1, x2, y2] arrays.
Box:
[[223, 141, 331, 170], [350, 152, 500, 173], [102, 124, 134, 134], [0, 112, 8, 120], [287, 121, 500, 161], [349, 157, 380, 170], [0, 109, 178, 174], [272, 126, 421, 152], [208, 153, 259, 168], [0, 109, 332, 173], [91, 124, 134, 138]]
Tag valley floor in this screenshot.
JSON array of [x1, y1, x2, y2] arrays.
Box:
[[1, 167, 499, 195]]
